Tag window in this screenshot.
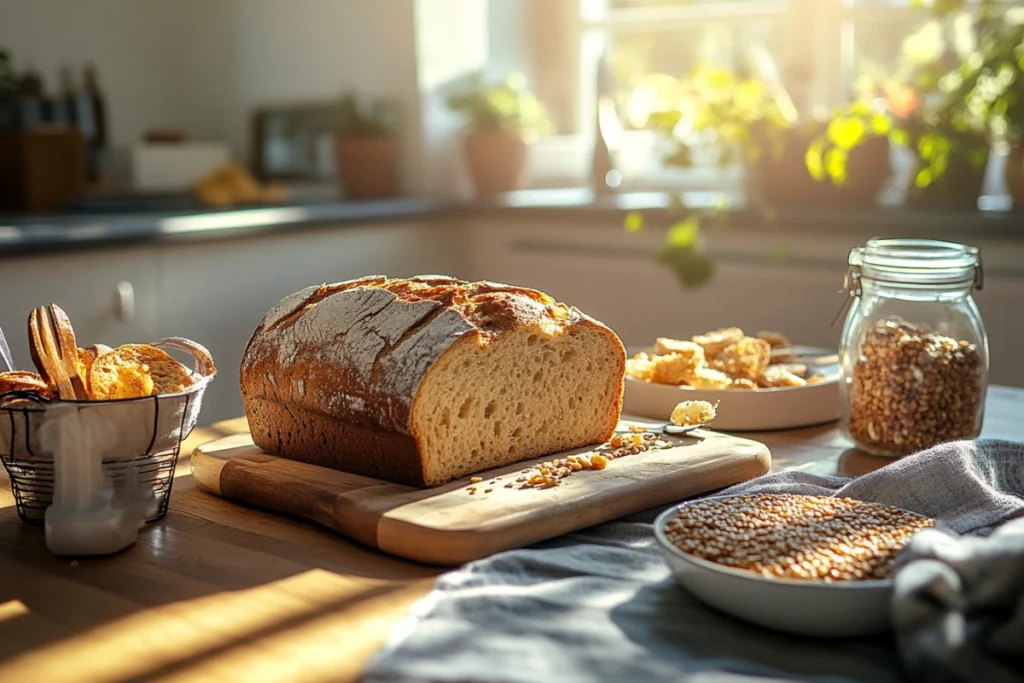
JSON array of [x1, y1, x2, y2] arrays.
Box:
[[527, 0, 1024, 187]]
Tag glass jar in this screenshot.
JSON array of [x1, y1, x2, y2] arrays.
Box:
[[838, 238, 989, 457]]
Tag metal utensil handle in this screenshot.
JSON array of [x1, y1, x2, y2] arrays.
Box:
[[0, 326, 13, 373], [150, 337, 217, 378]]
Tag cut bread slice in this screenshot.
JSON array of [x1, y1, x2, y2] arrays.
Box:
[[413, 321, 624, 486], [90, 344, 193, 400]]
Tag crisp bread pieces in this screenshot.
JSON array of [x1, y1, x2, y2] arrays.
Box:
[[627, 327, 813, 390], [89, 344, 194, 400]]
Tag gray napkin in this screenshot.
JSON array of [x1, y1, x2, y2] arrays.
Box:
[[892, 517, 1024, 683], [363, 439, 1024, 683]]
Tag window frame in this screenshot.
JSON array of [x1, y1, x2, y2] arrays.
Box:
[[528, 0, 1004, 188]]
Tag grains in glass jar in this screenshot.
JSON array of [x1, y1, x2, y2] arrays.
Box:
[[847, 319, 983, 455]]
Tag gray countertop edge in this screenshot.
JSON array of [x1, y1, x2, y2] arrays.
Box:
[[2, 188, 1024, 258]]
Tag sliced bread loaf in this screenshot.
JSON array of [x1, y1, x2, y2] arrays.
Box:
[[240, 275, 626, 487]]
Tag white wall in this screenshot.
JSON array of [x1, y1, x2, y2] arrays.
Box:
[[0, 0, 422, 189], [190, 0, 420, 189], [0, 0, 192, 175]]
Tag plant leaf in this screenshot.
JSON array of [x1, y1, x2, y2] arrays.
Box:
[[825, 147, 849, 186], [624, 211, 645, 233], [805, 139, 826, 181], [827, 116, 867, 150], [665, 218, 700, 247], [889, 128, 911, 147], [916, 168, 934, 188], [655, 243, 715, 289]]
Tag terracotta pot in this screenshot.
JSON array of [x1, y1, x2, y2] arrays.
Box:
[[462, 130, 533, 196], [332, 135, 398, 201], [1005, 144, 1024, 210]]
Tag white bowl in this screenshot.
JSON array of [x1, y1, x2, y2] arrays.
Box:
[[624, 345, 840, 431], [653, 498, 893, 638]]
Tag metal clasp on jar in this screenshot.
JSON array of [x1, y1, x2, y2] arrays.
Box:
[[830, 265, 863, 327]]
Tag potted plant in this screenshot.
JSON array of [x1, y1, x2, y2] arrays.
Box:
[[804, 101, 899, 205], [331, 92, 399, 201], [446, 72, 552, 196], [619, 65, 798, 289], [931, 1, 1024, 207]]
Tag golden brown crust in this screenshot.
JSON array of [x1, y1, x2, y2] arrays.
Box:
[[246, 397, 428, 486], [241, 276, 624, 486], [0, 371, 53, 398], [241, 276, 592, 436], [90, 344, 193, 400], [77, 344, 113, 398]]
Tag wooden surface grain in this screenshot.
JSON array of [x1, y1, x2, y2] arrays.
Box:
[[0, 386, 1021, 683], [191, 424, 771, 565]]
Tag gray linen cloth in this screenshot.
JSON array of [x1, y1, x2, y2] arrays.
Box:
[[363, 439, 1024, 683]]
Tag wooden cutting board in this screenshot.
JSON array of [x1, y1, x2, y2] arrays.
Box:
[[190, 420, 771, 565]]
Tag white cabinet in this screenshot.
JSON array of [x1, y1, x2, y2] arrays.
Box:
[[468, 217, 847, 351], [157, 220, 471, 422], [0, 246, 159, 371], [469, 217, 1024, 388]]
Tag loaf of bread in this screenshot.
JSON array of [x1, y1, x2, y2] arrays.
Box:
[[240, 275, 626, 487]]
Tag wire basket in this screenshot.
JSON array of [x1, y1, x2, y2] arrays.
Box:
[[0, 338, 216, 525]]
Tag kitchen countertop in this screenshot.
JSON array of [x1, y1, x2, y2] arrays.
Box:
[[1, 386, 1022, 683], [3, 188, 1024, 258]]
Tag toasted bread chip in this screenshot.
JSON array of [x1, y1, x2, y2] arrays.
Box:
[[710, 336, 771, 381], [759, 364, 807, 388], [648, 352, 704, 385], [0, 371, 53, 399], [625, 352, 656, 382], [757, 330, 791, 349], [76, 344, 114, 398], [772, 362, 807, 378], [90, 344, 193, 400], [770, 347, 798, 364], [687, 367, 732, 390], [671, 400, 717, 427], [691, 327, 744, 359], [654, 338, 705, 363]]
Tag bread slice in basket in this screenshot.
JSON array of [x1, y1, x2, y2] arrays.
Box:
[[240, 275, 627, 487]]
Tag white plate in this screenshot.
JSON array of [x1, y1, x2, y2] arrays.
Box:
[[653, 499, 893, 638], [622, 345, 840, 431]]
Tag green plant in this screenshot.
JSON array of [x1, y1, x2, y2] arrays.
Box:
[[805, 102, 904, 187], [812, 3, 999, 193], [934, 3, 1024, 143], [334, 92, 398, 137], [621, 64, 794, 289], [445, 72, 552, 135], [635, 64, 792, 169]]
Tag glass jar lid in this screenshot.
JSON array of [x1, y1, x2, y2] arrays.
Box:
[[848, 238, 982, 289]]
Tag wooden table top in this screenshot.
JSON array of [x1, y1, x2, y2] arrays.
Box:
[[1, 386, 1021, 683]]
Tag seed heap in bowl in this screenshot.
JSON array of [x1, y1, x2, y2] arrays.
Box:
[[663, 494, 934, 582]]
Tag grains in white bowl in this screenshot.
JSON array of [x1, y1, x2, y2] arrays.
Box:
[[662, 494, 934, 582]]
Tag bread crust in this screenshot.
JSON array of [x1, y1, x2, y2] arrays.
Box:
[[241, 276, 625, 485], [0, 371, 53, 398]]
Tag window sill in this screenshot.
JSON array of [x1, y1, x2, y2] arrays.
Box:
[[527, 132, 745, 193]]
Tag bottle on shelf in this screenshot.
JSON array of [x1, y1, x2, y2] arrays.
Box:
[[590, 51, 620, 196], [79, 64, 108, 182]]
